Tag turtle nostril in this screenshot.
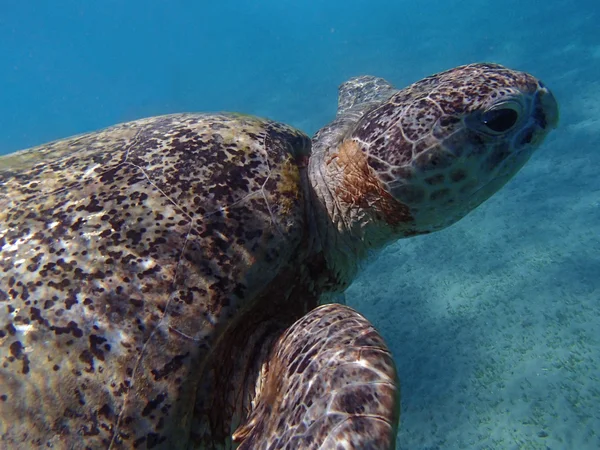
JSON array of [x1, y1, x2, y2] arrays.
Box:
[[519, 130, 535, 146]]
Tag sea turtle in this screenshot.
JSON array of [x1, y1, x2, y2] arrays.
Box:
[[0, 63, 558, 449]]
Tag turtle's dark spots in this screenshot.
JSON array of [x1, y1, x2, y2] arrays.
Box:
[[99, 167, 120, 184], [98, 404, 112, 420], [125, 229, 144, 246], [51, 321, 83, 338], [89, 269, 108, 282], [141, 393, 166, 417], [146, 433, 166, 449], [29, 307, 47, 325], [129, 298, 143, 308], [81, 420, 100, 436], [70, 217, 85, 231], [151, 353, 188, 381], [439, 115, 461, 127], [79, 350, 95, 372], [424, 174, 445, 185], [430, 189, 451, 201], [392, 185, 425, 204], [81, 196, 104, 213], [89, 335, 107, 361], [8, 341, 30, 374], [414, 149, 454, 171], [366, 155, 390, 174], [519, 128, 535, 146], [450, 169, 467, 182], [26, 253, 43, 273], [114, 381, 130, 397], [137, 265, 161, 280], [9, 341, 23, 358], [65, 290, 78, 309], [337, 390, 368, 415], [296, 348, 319, 374]]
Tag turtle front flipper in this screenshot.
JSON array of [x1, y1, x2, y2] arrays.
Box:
[[233, 304, 400, 449]]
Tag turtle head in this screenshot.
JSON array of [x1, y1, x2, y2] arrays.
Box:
[[308, 63, 557, 288], [335, 63, 558, 240]]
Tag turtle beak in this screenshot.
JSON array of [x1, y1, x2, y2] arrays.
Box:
[[536, 83, 559, 130]]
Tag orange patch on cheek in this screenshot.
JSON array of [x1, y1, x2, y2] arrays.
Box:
[[329, 139, 414, 226]]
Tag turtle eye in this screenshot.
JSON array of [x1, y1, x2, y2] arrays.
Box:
[[481, 103, 522, 134]]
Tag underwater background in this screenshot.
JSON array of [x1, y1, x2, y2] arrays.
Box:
[[1, 0, 598, 448]]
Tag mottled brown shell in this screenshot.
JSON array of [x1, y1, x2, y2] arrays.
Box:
[[0, 113, 311, 448]]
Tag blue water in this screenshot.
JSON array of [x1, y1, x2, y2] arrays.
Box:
[[1, 0, 598, 448]]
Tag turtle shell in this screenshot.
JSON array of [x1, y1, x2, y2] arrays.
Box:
[[0, 113, 311, 448]]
